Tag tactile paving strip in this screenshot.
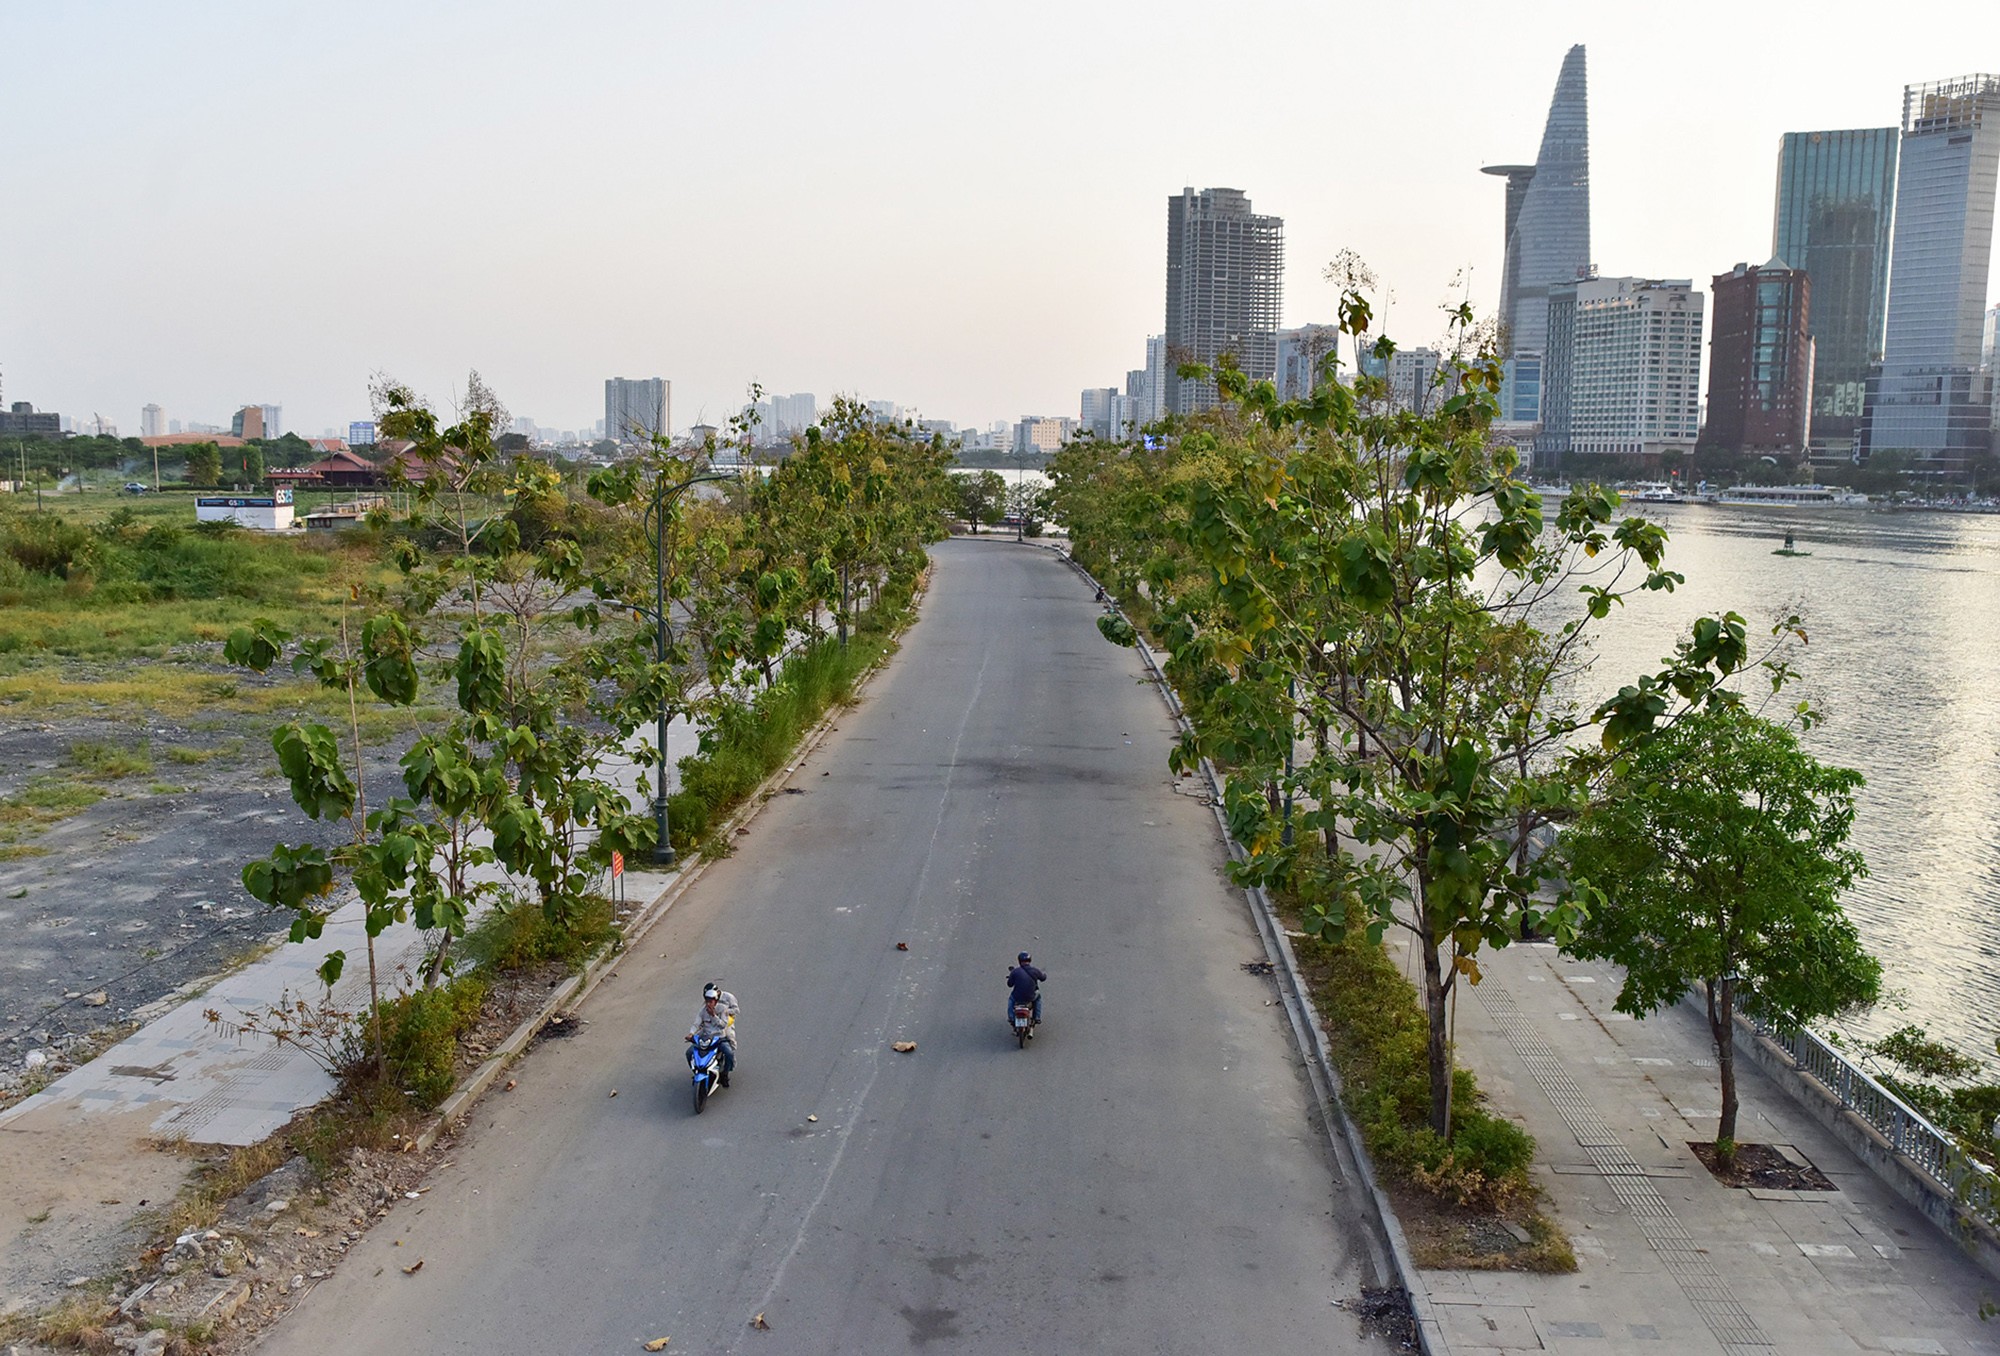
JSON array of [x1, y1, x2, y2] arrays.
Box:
[[1479, 985, 1771, 1348]]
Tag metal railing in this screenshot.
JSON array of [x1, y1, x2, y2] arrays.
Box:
[[1754, 1017, 1997, 1229]]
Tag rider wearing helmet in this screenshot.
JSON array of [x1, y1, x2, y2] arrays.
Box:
[[1005, 952, 1047, 1034], [685, 982, 739, 1086]]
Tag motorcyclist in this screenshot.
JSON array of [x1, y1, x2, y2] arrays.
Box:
[[685, 982, 738, 1087], [1005, 952, 1046, 1034]]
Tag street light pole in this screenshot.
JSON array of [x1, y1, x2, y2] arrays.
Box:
[[644, 467, 737, 867]]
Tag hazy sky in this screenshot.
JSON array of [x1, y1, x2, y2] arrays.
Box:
[[4, 2, 1996, 439]]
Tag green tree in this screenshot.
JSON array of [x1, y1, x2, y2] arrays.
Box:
[[183, 441, 223, 487], [1052, 273, 1774, 1139], [1559, 704, 1880, 1150], [243, 445, 266, 487], [955, 470, 1006, 533]]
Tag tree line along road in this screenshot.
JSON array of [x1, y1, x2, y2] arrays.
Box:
[[251, 537, 1394, 1356]]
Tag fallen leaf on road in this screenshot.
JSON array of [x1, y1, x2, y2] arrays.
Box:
[[402, 1260, 423, 1275], [891, 1041, 917, 1053], [807, 1114, 818, 1123], [643, 1338, 671, 1351], [609, 1089, 619, 1098], [751, 1312, 771, 1330], [505, 1079, 517, 1091], [895, 942, 909, 951]]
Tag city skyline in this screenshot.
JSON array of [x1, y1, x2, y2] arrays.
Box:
[[3, 2, 1997, 439]]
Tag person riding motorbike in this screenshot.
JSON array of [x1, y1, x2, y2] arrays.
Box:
[[685, 982, 739, 1086], [1005, 952, 1046, 1034]]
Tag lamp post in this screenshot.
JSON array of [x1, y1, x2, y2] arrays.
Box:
[[640, 467, 737, 866]]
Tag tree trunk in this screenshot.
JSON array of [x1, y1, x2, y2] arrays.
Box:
[[1421, 937, 1452, 1137], [1714, 976, 1739, 1144]]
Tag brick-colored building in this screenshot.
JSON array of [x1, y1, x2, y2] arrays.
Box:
[[1701, 259, 1813, 458]]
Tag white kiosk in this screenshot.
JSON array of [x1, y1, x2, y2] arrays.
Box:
[[195, 487, 295, 531]]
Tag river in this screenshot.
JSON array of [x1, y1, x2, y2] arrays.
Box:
[[1573, 500, 2000, 1064]]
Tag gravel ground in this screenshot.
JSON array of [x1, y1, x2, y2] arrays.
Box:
[[0, 712, 405, 1099]]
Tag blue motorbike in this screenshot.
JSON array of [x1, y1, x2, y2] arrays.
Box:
[[689, 1034, 728, 1113]]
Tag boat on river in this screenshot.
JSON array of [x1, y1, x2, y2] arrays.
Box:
[[1709, 484, 1870, 508]]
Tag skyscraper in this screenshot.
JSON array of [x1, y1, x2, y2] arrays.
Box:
[[605, 377, 670, 445], [1567, 278, 1704, 462], [1868, 75, 2000, 467], [1700, 260, 1814, 458], [1483, 44, 1592, 424], [140, 403, 165, 438], [1773, 128, 1899, 462], [1164, 187, 1284, 415]]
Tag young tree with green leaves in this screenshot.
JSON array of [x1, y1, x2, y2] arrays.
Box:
[[1558, 703, 1879, 1151]]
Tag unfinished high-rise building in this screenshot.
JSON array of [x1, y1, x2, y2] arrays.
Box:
[[1164, 187, 1284, 415]]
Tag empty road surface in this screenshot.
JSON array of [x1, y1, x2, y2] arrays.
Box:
[[253, 538, 1391, 1355]]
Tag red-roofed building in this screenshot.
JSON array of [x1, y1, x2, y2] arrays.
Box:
[[300, 448, 382, 487]]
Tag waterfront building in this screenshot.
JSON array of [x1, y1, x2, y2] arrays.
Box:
[[1389, 347, 1444, 415], [1533, 277, 1584, 464], [1700, 260, 1814, 459], [1483, 44, 1592, 423], [140, 404, 165, 438], [1773, 127, 1898, 465], [605, 377, 669, 445], [1275, 324, 1341, 402], [1164, 187, 1284, 414], [1012, 416, 1074, 453], [1867, 75, 2000, 470], [1079, 387, 1120, 439], [1567, 277, 1703, 464]]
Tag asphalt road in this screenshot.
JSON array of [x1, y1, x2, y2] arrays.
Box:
[[253, 538, 1389, 1355]]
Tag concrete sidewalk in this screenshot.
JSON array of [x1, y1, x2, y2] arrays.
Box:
[[1390, 935, 1997, 1355]]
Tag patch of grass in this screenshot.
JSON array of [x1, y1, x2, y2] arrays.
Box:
[[462, 893, 618, 974], [0, 776, 106, 852], [69, 738, 152, 779], [148, 783, 190, 796], [164, 1137, 292, 1237], [22, 1286, 120, 1352], [0, 843, 50, 860], [165, 741, 240, 766]]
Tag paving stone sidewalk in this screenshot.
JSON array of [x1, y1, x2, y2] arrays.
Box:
[[1392, 935, 1998, 1355]]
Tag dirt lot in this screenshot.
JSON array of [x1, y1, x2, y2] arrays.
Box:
[[0, 707, 406, 1101]]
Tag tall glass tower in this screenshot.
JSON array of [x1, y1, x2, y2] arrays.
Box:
[[1483, 44, 1592, 423], [1772, 128, 1898, 461], [1867, 75, 2000, 467]]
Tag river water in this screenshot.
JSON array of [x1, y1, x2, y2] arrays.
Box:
[[1571, 501, 2000, 1063]]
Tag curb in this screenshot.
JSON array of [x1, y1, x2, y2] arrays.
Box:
[[417, 598, 914, 1153], [1094, 570, 1450, 1356]]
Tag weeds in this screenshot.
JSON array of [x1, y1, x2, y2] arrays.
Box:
[[68, 739, 153, 779], [462, 893, 617, 974]]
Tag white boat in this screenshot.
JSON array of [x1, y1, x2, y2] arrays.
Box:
[[1710, 484, 1870, 508], [1629, 482, 1686, 504]]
